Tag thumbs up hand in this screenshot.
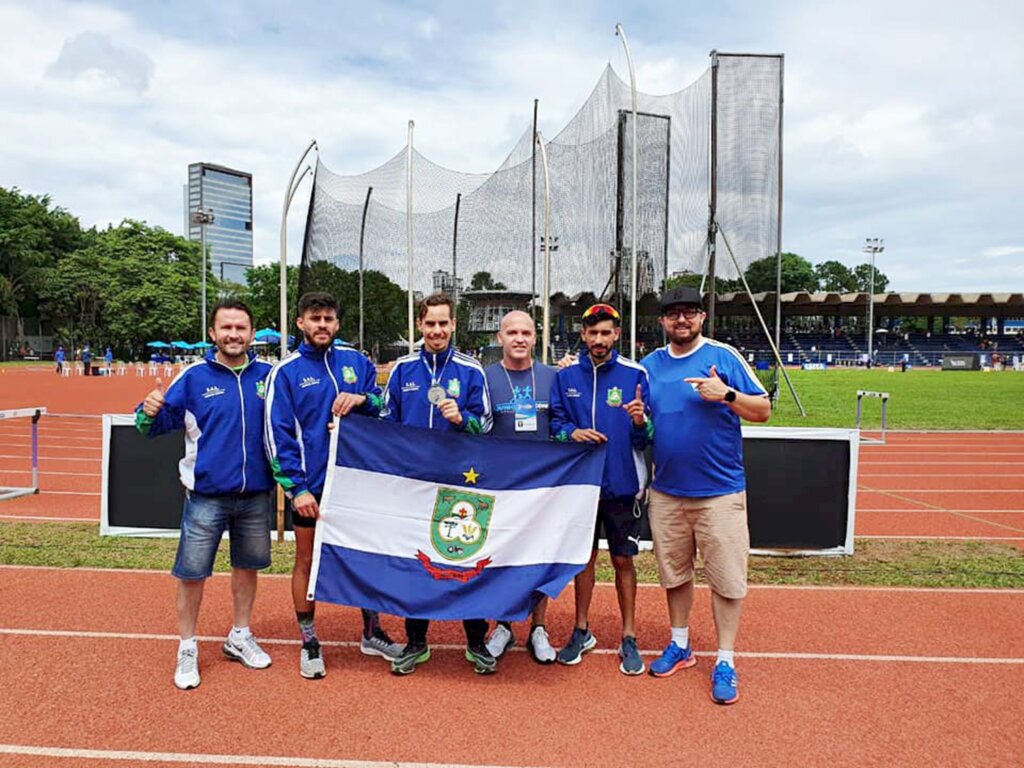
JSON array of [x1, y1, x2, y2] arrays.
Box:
[[625, 382, 646, 426], [142, 377, 166, 417], [684, 364, 730, 402]]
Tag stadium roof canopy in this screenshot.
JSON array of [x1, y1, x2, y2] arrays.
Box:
[[712, 292, 1024, 318]]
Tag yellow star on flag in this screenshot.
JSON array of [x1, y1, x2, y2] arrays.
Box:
[[462, 467, 480, 485]]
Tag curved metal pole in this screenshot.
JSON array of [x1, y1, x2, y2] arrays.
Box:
[[536, 131, 552, 365], [280, 139, 318, 360], [616, 23, 639, 358], [406, 120, 415, 354], [358, 186, 374, 352]]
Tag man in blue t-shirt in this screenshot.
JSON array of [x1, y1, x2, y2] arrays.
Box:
[[640, 286, 770, 706], [482, 310, 559, 664]]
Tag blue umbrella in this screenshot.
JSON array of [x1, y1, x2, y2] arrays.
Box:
[[145, 341, 170, 348], [170, 340, 191, 349], [193, 341, 212, 349], [254, 328, 280, 343]]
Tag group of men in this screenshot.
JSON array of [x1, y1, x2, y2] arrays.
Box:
[[137, 283, 769, 706]]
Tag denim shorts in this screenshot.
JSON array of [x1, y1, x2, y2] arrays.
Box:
[[172, 490, 273, 580]]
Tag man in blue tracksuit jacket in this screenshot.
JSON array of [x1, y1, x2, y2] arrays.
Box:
[[264, 291, 400, 679], [136, 298, 274, 691], [549, 303, 652, 676], [380, 292, 495, 676]]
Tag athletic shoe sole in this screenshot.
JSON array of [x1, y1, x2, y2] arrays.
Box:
[[174, 676, 200, 690], [465, 651, 497, 675], [649, 656, 697, 678], [619, 659, 647, 676], [360, 640, 402, 660], [557, 634, 597, 666], [390, 648, 431, 675], [222, 642, 272, 670], [299, 664, 326, 680], [711, 691, 739, 705]]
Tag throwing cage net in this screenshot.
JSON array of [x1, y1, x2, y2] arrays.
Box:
[[299, 53, 782, 346]]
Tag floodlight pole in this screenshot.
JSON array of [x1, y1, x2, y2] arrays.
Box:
[[280, 139, 318, 360], [616, 23, 639, 358], [536, 131, 552, 365], [864, 238, 885, 364], [407, 120, 415, 354], [191, 208, 215, 341]]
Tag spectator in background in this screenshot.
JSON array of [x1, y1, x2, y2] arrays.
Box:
[[81, 344, 94, 376], [55, 346, 65, 375], [105, 346, 114, 373]]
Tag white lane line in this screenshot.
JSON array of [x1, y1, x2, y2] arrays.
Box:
[[859, 489, 1024, 493], [858, 534, 1024, 541], [0, 455, 99, 462], [0, 514, 95, 522], [1, 565, 1021, 593], [859, 473, 1024, 478], [858, 509, 1024, 514], [39, 491, 100, 497], [860, 461, 1024, 466], [0, 470, 100, 477], [1, 628, 1023, 665], [0, 744, 534, 768]]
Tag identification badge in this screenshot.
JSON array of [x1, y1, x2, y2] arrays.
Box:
[[513, 397, 538, 432], [427, 385, 446, 405]]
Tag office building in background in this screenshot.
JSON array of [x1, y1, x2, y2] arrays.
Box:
[[185, 163, 253, 286]]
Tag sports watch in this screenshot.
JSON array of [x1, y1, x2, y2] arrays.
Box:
[[724, 389, 737, 403]]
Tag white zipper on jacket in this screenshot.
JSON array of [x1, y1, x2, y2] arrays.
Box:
[[324, 347, 341, 396], [211, 357, 249, 494]]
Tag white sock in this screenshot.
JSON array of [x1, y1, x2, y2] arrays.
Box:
[[716, 649, 735, 668], [178, 636, 197, 653], [230, 626, 250, 641], [670, 627, 689, 648]]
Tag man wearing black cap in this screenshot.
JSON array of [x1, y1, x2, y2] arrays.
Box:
[[640, 285, 770, 705]]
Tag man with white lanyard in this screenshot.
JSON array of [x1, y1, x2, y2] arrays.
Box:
[[481, 310, 559, 663]]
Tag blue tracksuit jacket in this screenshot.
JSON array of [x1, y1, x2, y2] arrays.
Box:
[[381, 346, 492, 433], [265, 342, 383, 498], [550, 349, 652, 499], [135, 350, 274, 495]]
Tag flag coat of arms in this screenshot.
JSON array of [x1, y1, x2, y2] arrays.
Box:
[[308, 414, 605, 621]]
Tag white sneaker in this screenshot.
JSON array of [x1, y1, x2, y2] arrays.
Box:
[[527, 625, 556, 664], [300, 639, 326, 679], [485, 624, 515, 658], [222, 633, 272, 670], [174, 646, 200, 690]]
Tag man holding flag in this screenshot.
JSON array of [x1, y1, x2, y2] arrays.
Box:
[[265, 291, 401, 680], [550, 303, 652, 676], [380, 292, 495, 675], [482, 310, 559, 664]]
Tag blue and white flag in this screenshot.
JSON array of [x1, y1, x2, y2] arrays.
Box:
[[308, 415, 605, 621]]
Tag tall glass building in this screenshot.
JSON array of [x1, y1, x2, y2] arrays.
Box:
[[186, 163, 253, 286]]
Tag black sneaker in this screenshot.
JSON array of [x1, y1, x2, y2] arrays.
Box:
[[465, 644, 498, 675], [390, 643, 430, 675]]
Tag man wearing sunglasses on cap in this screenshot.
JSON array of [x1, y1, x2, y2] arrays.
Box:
[[549, 303, 652, 676], [640, 285, 770, 706]]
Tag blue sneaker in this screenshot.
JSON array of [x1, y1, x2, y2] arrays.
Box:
[[618, 636, 645, 676], [711, 661, 739, 704], [556, 627, 597, 665], [649, 640, 697, 678]]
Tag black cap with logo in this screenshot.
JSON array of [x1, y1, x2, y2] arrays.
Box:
[[659, 286, 705, 312]]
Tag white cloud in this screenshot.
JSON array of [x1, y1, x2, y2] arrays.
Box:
[[45, 30, 153, 93], [416, 15, 439, 40]]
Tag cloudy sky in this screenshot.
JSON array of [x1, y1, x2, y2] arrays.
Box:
[[1, 0, 1022, 291]]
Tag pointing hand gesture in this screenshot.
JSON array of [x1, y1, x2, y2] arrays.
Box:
[[142, 378, 166, 417], [625, 383, 646, 425], [684, 364, 730, 402]]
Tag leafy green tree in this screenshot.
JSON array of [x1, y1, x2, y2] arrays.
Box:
[[814, 260, 858, 292], [743, 253, 818, 293], [853, 263, 890, 293], [244, 264, 299, 333], [469, 271, 507, 291]]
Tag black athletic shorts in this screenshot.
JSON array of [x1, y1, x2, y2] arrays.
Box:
[[593, 497, 642, 557], [288, 491, 323, 529]]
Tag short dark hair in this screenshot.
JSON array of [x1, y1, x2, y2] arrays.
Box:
[[297, 291, 341, 319], [417, 292, 455, 321], [210, 298, 254, 328]]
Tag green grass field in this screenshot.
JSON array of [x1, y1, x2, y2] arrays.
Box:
[[767, 368, 1024, 430]]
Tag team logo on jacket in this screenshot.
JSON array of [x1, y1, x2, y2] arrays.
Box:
[[430, 487, 494, 562], [255, 381, 267, 400], [446, 378, 461, 398], [566, 387, 581, 398], [341, 366, 357, 384], [606, 386, 623, 407], [203, 386, 225, 399], [299, 376, 320, 389]]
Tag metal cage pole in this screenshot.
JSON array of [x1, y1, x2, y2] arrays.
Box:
[[616, 23, 639, 357], [531, 98, 538, 322], [280, 139, 317, 360], [406, 120, 415, 354], [707, 50, 719, 339], [452, 191, 461, 346], [536, 131, 552, 365], [358, 186, 373, 352]]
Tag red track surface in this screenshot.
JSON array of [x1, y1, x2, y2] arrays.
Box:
[[2, 367, 1024, 766]]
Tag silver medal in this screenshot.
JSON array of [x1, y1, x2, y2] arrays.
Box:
[[427, 385, 446, 404]]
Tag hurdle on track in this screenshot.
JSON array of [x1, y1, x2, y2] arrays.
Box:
[[0, 407, 47, 500], [856, 390, 889, 445]]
